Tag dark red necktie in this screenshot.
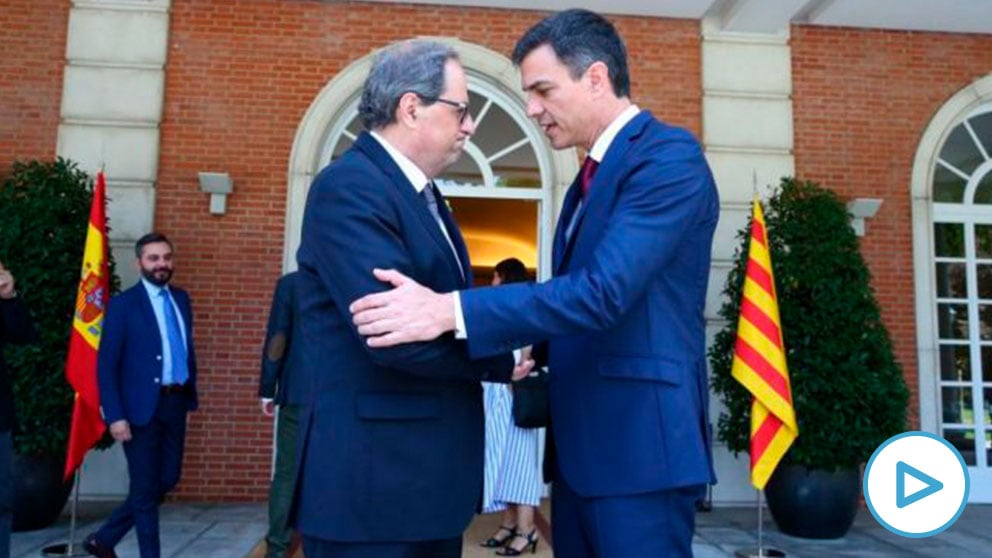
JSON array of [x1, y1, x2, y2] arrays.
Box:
[[580, 156, 599, 197]]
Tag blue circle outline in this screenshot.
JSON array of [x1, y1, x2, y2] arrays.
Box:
[[863, 430, 970, 538]]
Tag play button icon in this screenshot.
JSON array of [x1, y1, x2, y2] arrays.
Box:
[[864, 432, 969, 537], [896, 461, 943, 508]]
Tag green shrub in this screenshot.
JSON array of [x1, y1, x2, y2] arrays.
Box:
[[709, 177, 908, 471], [0, 158, 120, 457]]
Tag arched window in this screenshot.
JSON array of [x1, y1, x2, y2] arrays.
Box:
[[931, 105, 992, 471]]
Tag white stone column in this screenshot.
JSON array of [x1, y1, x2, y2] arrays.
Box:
[[58, 0, 172, 499], [701, 17, 796, 504]]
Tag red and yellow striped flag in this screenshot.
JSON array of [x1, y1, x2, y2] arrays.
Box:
[[63, 170, 110, 480], [731, 198, 798, 490]]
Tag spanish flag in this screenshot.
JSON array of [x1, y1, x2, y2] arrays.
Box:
[[63, 170, 110, 480], [731, 198, 798, 490]]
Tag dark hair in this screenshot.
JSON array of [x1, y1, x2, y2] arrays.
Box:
[[135, 232, 172, 258], [494, 257, 530, 284], [358, 39, 460, 130], [512, 9, 630, 98]]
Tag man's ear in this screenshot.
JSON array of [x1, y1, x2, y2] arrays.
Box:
[[396, 91, 421, 127], [586, 61, 612, 98]]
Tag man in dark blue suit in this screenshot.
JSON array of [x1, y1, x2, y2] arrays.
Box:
[[85, 233, 198, 558], [351, 10, 719, 557], [293, 40, 528, 558], [258, 271, 307, 558]]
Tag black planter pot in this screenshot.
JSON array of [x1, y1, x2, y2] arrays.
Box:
[[765, 463, 860, 539], [12, 453, 73, 532]]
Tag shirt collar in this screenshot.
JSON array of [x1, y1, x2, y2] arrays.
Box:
[[370, 131, 430, 193], [140, 278, 168, 298], [588, 104, 640, 163]]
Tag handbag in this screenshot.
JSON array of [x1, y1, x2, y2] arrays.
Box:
[[511, 367, 549, 428]]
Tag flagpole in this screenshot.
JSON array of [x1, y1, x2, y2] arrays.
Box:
[[41, 468, 87, 557], [757, 489, 764, 555]]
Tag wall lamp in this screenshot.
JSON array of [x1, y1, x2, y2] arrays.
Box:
[[846, 198, 882, 237], [198, 172, 233, 215]]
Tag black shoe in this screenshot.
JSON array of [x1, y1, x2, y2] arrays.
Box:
[[495, 529, 539, 556], [83, 534, 118, 558], [480, 524, 517, 548]]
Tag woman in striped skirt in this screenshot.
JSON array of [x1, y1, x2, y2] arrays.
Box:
[[479, 258, 543, 556]]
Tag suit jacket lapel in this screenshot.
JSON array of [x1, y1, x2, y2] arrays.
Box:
[[354, 133, 467, 285], [553, 177, 582, 275], [556, 112, 651, 273]]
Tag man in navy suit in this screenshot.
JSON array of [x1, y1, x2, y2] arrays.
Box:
[[85, 233, 198, 558], [293, 39, 528, 558], [351, 10, 719, 557], [258, 271, 307, 558]]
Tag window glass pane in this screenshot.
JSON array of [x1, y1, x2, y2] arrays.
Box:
[[979, 265, 992, 299], [983, 347, 992, 382], [936, 262, 967, 298], [939, 124, 983, 176], [976, 173, 992, 205], [942, 387, 974, 424], [332, 135, 354, 161], [943, 429, 977, 466], [970, 112, 992, 157], [985, 388, 992, 426], [933, 165, 967, 203], [439, 155, 484, 187], [986, 432, 992, 469], [939, 345, 971, 382], [934, 223, 964, 257], [467, 92, 541, 189], [977, 225, 992, 258], [980, 305, 992, 340], [938, 303, 969, 339]]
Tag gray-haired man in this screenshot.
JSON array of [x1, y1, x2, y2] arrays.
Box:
[[290, 39, 530, 558]]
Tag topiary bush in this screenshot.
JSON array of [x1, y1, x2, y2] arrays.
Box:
[[709, 177, 908, 471], [0, 158, 120, 457]]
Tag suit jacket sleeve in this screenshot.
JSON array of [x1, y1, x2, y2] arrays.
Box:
[[259, 276, 290, 398], [462, 138, 717, 358], [97, 294, 126, 424], [300, 165, 513, 383], [0, 296, 37, 346]]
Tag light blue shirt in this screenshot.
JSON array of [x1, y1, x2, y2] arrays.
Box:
[[141, 278, 188, 385]]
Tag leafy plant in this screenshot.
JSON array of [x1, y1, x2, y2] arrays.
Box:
[[0, 158, 120, 457], [709, 177, 908, 471]]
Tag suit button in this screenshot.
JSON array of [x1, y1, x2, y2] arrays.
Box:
[[154, 377, 160, 384], [156, 355, 162, 361]]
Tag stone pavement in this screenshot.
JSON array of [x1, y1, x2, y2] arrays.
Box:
[[12, 500, 992, 557]]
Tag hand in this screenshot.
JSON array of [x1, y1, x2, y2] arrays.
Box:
[[109, 419, 132, 442], [512, 356, 535, 381], [350, 269, 456, 347], [0, 261, 16, 299], [261, 398, 275, 417]]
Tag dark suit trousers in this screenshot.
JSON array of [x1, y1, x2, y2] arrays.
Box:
[[302, 536, 462, 558], [551, 464, 703, 558], [95, 392, 188, 558], [265, 403, 301, 557]]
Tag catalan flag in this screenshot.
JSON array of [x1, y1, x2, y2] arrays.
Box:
[[63, 170, 110, 480], [731, 198, 798, 490]]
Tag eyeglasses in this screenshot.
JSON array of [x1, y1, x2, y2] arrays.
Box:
[[432, 97, 471, 125]]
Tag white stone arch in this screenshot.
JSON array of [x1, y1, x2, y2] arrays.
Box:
[[283, 38, 579, 273], [912, 74, 992, 433]]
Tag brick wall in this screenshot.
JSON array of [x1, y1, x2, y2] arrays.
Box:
[[160, 0, 702, 501], [0, 0, 69, 176], [792, 25, 992, 429]]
